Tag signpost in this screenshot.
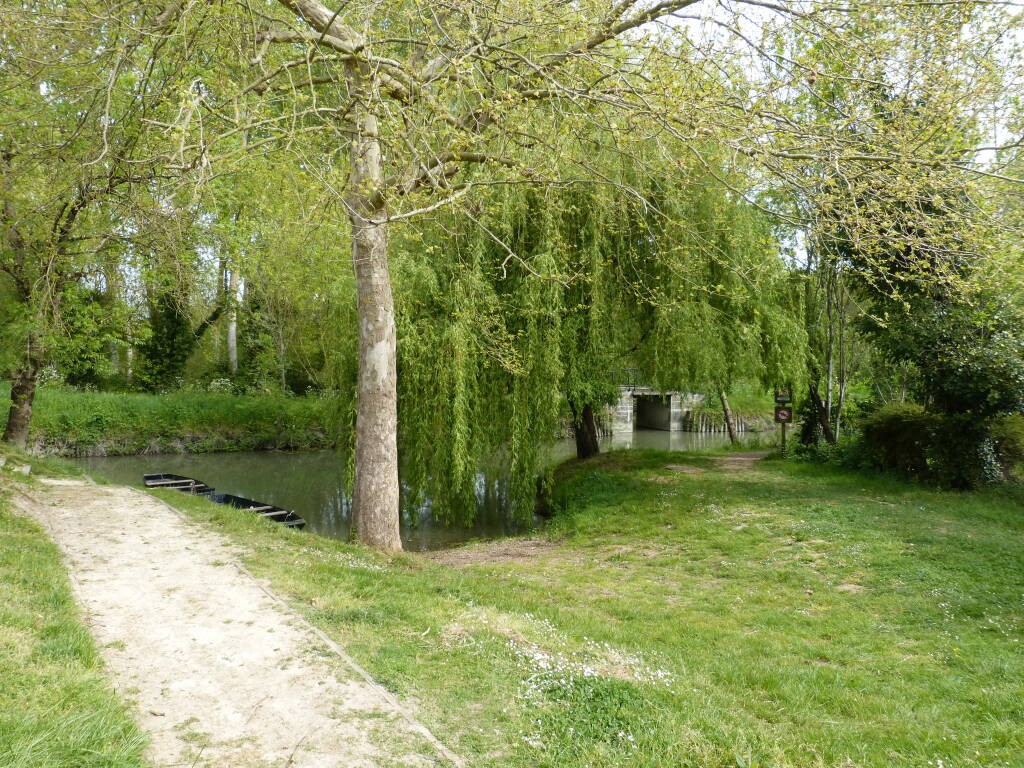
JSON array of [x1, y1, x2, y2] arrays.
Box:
[[774, 386, 793, 456]]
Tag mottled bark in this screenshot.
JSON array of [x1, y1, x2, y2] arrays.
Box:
[[570, 401, 601, 459], [347, 108, 402, 552], [3, 334, 42, 449], [719, 390, 739, 446]]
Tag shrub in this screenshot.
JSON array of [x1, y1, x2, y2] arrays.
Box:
[[859, 402, 936, 478], [926, 414, 1003, 490], [991, 414, 1024, 482]]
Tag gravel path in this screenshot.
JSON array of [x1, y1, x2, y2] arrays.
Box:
[[16, 478, 461, 768]]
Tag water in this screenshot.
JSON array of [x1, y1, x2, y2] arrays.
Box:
[[72, 429, 731, 550]]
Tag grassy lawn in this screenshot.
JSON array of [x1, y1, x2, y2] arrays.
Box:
[[0, 458, 146, 767], [155, 451, 1024, 768]]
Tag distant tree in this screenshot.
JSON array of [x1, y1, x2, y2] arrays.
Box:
[[0, 1, 193, 446]]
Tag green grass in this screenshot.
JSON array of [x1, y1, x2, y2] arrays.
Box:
[[157, 451, 1024, 767], [0, 381, 334, 456], [0, 479, 146, 767]]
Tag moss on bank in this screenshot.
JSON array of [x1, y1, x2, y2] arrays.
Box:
[[0, 382, 334, 457]]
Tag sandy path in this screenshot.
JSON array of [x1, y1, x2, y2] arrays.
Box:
[[15, 478, 461, 768]]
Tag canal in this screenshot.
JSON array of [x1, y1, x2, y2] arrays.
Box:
[[72, 430, 731, 550]]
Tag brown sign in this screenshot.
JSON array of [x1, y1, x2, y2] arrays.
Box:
[[774, 386, 792, 404], [774, 405, 794, 423]]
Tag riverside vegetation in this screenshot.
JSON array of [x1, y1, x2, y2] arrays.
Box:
[[0, 383, 334, 457]]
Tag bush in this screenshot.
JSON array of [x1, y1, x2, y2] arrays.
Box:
[[859, 402, 936, 478], [991, 414, 1024, 482], [926, 414, 1003, 490]]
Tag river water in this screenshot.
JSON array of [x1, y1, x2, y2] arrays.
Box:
[[72, 430, 730, 550]]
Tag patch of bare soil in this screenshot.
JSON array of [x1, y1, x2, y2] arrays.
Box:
[[15, 478, 461, 768], [836, 582, 866, 594], [425, 538, 558, 568], [712, 451, 771, 471], [663, 464, 704, 474]]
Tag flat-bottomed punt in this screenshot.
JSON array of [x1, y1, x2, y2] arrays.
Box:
[[208, 492, 307, 529], [143, 473, 214, 494], [142, 474, 306, 529]]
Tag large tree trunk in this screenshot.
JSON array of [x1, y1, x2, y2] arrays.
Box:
[[3, 334, 42, 449], [719, 390, 739, 446], [347, 109, 402, 552], [570, 401, 601, 459]]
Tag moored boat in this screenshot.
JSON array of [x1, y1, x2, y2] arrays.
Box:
[[207, 492, 306, 529], [143, 473, 214, 494], [142, 474, 306, 529]]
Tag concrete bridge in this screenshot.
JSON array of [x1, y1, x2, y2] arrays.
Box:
[[610, 387, 706, 433]]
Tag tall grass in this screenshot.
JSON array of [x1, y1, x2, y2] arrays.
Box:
[[0, 382, 334, 456]]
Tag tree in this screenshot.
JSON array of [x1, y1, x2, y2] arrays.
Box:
[[0, 1, 193, 445], [166, 0, 1024, 548]]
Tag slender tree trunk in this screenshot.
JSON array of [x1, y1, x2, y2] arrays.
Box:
[[346, 108, 402, 552], [719, 390, 739, 446], [278, 330, 287, 393], [808, 380, 838, 445], [3, 333, 43, 449], [570, 401, 601, 459], [227, 268, 239, 375]]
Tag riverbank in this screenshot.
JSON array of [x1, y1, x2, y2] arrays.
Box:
[[1, 383, 334, 456], [155, 450, 1023, 767]]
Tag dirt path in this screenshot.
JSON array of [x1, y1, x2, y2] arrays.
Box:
[[15, 478, 461, 768], [711, 450, 771, 471]]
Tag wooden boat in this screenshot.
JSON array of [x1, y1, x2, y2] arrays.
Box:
[[207, 492, 306, 529], [142, 474, 306, 529], [143, 473, 214, 495]]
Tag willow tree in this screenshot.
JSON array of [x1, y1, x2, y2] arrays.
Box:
[[170, 0, 1024, 549], [427, 147, 806, 460]]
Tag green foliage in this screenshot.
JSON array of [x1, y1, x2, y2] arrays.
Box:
[[859, 403, 937, 478], [326, 150, 807, 523], [927, 415, 1004, 490], [864, 293, 1024, 419], [136, 290, 198, 391], [2, 383, 332, 456], [0, 497, 146, 767], [991, 415, 1024, 482], [46, 285, 132, 389]]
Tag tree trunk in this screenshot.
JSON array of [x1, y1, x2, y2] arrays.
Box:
[[227, 269, 239, 375], [3, 334, 42, 449], [347, 109, 402, 552], [570, 401, 601, 459], [808, 380, 838, 445], [719, 390, 739, 446]]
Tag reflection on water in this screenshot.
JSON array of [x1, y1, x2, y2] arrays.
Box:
[[72, 429, 731, 550]]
